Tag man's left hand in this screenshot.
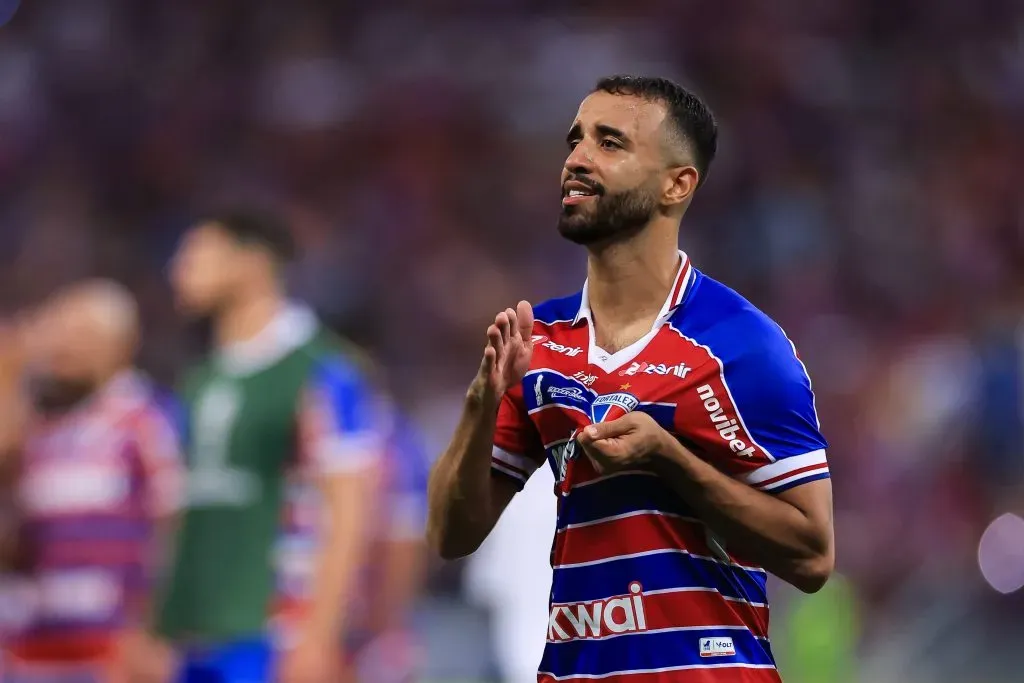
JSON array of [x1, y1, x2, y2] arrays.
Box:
[[576, 412, 670, 475]]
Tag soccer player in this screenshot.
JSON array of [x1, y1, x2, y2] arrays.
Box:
[[1, 280, 182, 683], [158, 211, 385, 683], [342, 406, 429, 683], [427, 76, 834, 682]]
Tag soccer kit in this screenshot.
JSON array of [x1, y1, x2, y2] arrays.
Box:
[[4, 372, 181, 683], [492, 252, 829, 683], [156, 304, 384, 683]]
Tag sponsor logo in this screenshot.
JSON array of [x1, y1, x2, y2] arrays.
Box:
[[548, 386, 587, 403], [552, 435, 580, 482], [590, 392, 639, 424], [548, 582, 648, 642], [619, 361, 692, 379], [572, 371, 598, 387], [696, 385, 757, 458], [699, 637, 736, 658], [531, 335, 584, 358]]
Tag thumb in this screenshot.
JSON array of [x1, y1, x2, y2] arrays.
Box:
[[578, 418, 630, 444]]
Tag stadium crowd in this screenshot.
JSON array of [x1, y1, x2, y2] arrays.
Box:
[[0, 0, 1023, 681]]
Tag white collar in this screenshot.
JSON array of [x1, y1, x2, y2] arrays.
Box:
[[573, 250, 694, 326], [217, 302, 319, 376]]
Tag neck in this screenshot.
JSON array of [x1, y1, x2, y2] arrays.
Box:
[[586, 224, 681, 327], [215, 289, 285, 349]]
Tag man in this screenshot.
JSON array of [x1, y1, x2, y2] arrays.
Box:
[[427, 76, 834, 682], [158, 210, 384, 683], [342, 406, 429, 683], [2, 281, 182, 683]]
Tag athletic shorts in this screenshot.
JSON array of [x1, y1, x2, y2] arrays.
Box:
[[175, 638, 273, 683]]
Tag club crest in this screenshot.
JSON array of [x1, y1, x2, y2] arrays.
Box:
[[590, 392, 639, 424]]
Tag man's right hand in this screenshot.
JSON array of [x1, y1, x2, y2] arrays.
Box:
[[469, 300, 534, 403]]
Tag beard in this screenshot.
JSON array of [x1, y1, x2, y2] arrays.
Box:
[[557, 182, 660, 246], [29, 375, 96, 416]]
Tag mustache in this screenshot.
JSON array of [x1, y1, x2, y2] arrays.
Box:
[[562, 175, 605, 196]]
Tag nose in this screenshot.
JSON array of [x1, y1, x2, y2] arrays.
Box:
[[564, 140, 595, 176]]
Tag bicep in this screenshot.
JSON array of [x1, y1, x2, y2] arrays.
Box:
[[776, 478, 834, 551]]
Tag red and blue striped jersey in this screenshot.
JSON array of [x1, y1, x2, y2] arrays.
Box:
[[491, 252, 828, 683], [11, 371, 181, 661]]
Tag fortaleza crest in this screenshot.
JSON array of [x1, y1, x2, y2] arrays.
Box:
[[590, 392, 639, 424]]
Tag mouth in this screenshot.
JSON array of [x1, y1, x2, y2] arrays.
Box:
[[562, 180, 600, 207]]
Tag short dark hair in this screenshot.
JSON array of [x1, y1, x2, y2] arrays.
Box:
[[594, 75, 718, 188], [205, 209, 297, 262]]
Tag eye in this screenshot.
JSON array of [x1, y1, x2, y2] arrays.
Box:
[[600, 138, 621, 150], [567, 138, 581, 150]]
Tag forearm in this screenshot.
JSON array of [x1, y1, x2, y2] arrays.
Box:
[[654, 436, 832, 591], [306, 471, 379, 644], [426, 391, 501, 559]]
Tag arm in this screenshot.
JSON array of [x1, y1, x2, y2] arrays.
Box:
[[427, 300, 540, 560], [653, 436, 833, 592], [426, 391, 521, 560], [296, 361, 384, 650], [307, 462, 380, 645]]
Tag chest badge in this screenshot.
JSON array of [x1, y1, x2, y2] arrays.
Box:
[[590, 392, 639, 424]]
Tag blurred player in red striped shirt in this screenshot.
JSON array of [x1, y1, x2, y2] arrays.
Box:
[[1, 280, 181, 683]]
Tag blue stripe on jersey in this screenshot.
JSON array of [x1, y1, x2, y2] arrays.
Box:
[[670, 271, 828, 460], [634, 402, 677, 432], [524, 370, 594, 413], [307, 356, 377, 435], [523, 372, 677, 434], [772, 471, 831, 494], [533, 292, 585, 326], [558, 475, 697, 529], [551, 551, 768, 605], [540, 627, 776, 678]]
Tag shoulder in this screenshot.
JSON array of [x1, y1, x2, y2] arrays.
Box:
[[670, 270, 802, 376], [532, 291, 583, 330]]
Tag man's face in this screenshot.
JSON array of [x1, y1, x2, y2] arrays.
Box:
[[169, 223, 246, 316], [557, 91, 669, 246]]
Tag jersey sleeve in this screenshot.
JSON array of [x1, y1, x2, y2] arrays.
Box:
[[136, 397, 185, 518], [296, 356, 385, 476], [682, 334, 829, 495], [491, 382, 546, 490], [382, 417, 430, 540]]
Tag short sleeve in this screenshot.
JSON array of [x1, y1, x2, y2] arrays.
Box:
[[681, 337, 829, 495], [136, 399, 185, 517], [491, 383, 546, 490], [296, 356, 384, 475]]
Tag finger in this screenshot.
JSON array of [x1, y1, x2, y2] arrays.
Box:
[[505, 308, 519, 341], [516, 300, 535, 340], [495, 311, 511, 347], [486, 325, 505, 366], [480, 341, 497, 376]]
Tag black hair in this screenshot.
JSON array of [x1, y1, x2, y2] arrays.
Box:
[[594, 75, 718, 188], [205, 209, 297, 263]]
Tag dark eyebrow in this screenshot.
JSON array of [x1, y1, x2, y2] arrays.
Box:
[[595, 124, 628, 142], [566, 122, 631, 147], [566, 123, 582, 146]]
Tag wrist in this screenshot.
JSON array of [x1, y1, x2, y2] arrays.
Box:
[[464, 381, 499, 413], [653, 430, 685, 466]]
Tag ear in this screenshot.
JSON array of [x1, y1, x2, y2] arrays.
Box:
[[663, 165, 700, 207]]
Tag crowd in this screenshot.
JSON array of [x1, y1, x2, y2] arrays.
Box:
[[0, 0, 1023, 681]]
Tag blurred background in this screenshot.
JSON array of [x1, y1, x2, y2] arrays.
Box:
[[1, 0, 1024, 681]]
